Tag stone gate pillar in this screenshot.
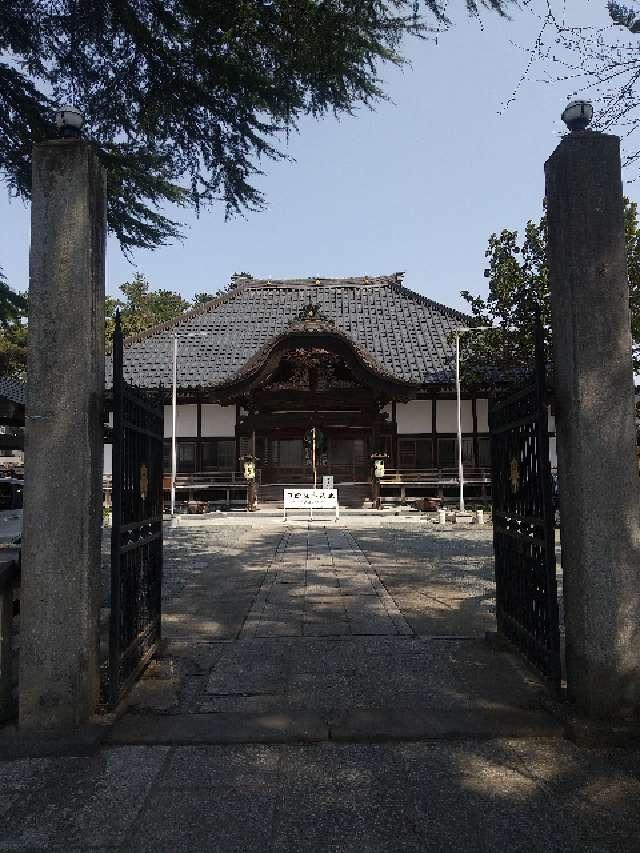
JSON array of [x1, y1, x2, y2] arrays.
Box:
[[20, 139, 106, 729], [545, 129, 640, 718]]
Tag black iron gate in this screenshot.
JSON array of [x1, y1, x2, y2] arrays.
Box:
[[107, 312, 163, 707], [489, 327, 561, 688]]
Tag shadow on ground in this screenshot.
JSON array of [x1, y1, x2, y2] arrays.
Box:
[[121, 522, 548, 727], [1, 736, 639, 851], [3, 520, 639, 852]]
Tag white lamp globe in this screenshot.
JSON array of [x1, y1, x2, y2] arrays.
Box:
[[55, 105, 84, 138], [561, 100, 594, 132]]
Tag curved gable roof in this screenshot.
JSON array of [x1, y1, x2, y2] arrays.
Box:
[[107, 274, 471, 391], [215, 306, 420, 399]]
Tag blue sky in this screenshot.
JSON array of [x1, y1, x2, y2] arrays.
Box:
[[0, 1, 618, 313]]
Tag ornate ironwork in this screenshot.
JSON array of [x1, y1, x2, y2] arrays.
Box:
[[107, 312, 163, 707], [291, 301, 330, 325], [489, 324, 560, 688]]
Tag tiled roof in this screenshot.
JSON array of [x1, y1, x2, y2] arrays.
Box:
[[0, 377, 26, 406], [107, 275, 472, 391]]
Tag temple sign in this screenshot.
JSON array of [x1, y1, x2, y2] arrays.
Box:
[[283, 488, 340, 521]]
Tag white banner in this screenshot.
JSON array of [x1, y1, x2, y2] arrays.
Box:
[[284, 488, 338, 509]]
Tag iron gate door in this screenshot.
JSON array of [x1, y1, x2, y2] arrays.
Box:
[[489, 335, 561, 688], [107, 312, 163, 707]]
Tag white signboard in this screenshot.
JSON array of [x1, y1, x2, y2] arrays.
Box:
[[322, 475, 334, 491], [283, 488, 339, 520]]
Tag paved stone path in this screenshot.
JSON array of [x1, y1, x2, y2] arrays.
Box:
[[2, 519, 639, 852], [240, 526, 411, 639], [118, 521, 548, 725]]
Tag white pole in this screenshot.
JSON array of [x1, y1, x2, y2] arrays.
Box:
[[312, 426, 317, 489], [171, 330, 177, 518], [456, 332, 464, 513]]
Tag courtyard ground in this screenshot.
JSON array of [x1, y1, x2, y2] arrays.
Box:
[[1, 518, 639, 852]]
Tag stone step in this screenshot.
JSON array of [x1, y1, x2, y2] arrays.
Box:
[[107, 705, 564, 746]]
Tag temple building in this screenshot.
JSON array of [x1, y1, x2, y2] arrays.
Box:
[[105, 273, 502, 507]]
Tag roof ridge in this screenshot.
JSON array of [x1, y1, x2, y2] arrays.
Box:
[[109, 273, 406, 349], [112, 283, 250, 349], [240, 273, 401, 289]]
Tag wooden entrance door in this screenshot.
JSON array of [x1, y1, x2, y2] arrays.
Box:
[[327, 434, 368, 482]]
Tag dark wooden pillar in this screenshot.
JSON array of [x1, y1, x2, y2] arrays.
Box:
[[235, 403, 241, 474], [432, 397, 438, 468], [196, 402, 202, 472], [472, 397, 479, 469], [391, 400, 398, 469]]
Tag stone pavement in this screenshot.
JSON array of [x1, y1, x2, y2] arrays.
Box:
[[116, 522, 550, 733], [2, 519, 639, 852], [239, 526, 412, 639], [2, 738, 640, 852]]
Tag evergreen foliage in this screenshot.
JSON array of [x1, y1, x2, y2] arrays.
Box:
[[0, 270, 27, 377], [0, 321, 28, 378], [105, 273, 191, 338], [0, 269, 26, 329], [460, 198, 640, 381], [1, 1, 508, 252], [609, 3, 640, 33]]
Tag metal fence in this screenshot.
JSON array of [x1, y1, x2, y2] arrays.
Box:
[[107, 312, 163, 707], [489, 329, 561, 688]]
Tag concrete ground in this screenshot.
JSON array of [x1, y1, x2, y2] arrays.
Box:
[[2, 518, 639, 852]]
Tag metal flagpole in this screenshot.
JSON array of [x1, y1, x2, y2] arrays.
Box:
[[171, 330, 178, 519]]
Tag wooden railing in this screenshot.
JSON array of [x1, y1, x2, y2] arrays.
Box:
[[165, 470, 259, 489], [160, 471, 252, 512], [380, 468, 492, 485], [105, 470, 256, 511], [376, 468, 492, 507]]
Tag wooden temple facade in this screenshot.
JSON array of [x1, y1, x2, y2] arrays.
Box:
[[105, 274, 497, 507]]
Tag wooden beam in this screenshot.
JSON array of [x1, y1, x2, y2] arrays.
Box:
[[239, 411, 388, 431]]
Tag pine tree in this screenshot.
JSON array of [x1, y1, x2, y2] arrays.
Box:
[[1, 1, 508, 252]]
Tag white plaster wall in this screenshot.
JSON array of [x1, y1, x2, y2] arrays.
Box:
[[202, 404, 236, 438], [436, 399, 473, 433], [476, 399, 489, 432], [549, 435, 557, 469], [548, 407, 556, 433], [163, 404, 198, 438], [396, 400, 431, 434], [104, 443, 112, 477]]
